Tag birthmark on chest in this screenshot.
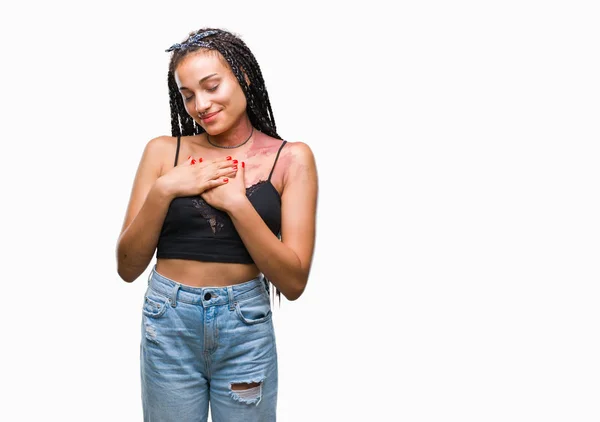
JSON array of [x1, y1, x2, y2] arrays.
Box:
[[245, 142, 279, 159]]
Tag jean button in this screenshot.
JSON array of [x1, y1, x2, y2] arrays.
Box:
[[204, 292, 211, 300]]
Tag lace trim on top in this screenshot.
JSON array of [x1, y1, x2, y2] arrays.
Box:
[[190, 180, 270, 234], [190, 198, 225, 234]]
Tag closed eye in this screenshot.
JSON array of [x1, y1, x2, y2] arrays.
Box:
[[183, 85, 218, 102]]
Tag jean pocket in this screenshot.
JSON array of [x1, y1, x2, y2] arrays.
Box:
[[235, 292, 272, 325], [142, 289, 169, 319]]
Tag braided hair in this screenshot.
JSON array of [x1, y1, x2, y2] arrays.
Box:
[[166, 28, 281, 141], [165, 28, 283, 304]]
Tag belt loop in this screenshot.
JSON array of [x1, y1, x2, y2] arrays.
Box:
[[227, 286, 235, 311], [170, 283, 181, 308]]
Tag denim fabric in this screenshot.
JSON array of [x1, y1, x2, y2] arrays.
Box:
[[140, 265, 278, 421]]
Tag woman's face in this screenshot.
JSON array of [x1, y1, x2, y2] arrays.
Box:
[[174, 51, 248, 134]]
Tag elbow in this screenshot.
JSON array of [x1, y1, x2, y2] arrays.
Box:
[[281, 257, 311, 301], [116, 246, 140, 283], [285, 291, 303, 302], [116, 253, 133, 283], [283, 275, 308, 301], [117, 256, 146, 283], [116, 235, 150, 283], [117, 267, 136, 283]]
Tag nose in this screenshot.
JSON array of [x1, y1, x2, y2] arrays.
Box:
[[195, 94, 211, 115]]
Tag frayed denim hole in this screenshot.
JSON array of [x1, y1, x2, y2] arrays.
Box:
[[143, 321, 159, 344], [229, 380, 264, 406]]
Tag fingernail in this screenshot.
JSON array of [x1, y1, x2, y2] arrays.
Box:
[[242, 161, 245, 168], [223, 178, 229, 183], [226, 156, 232, 160], [233, 165, 238, 170], [191, 159, 196, 164], [187, 155, 191, 160], [199, 158, 203, 163], [233, 159, 238, 164]]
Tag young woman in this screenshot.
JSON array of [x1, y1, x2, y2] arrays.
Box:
[[116, 28, 318, 421]]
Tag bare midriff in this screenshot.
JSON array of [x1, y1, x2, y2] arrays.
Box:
[[155, 258, 261, 287]]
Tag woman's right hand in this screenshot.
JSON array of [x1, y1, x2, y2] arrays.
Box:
[[157, 156, 238, 198]]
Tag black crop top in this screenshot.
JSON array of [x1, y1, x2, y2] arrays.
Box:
[[156, 137, 287, 264]]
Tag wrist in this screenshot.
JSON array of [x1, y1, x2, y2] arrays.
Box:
[[225, 195, 250, 216], [154, 177, 176, 200]]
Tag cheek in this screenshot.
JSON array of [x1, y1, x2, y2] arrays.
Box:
[[220, 84, 247, 110], [231, 89, 247, 111], [181, 98, 194, 115], [238, 93, 248, 110], [216, 86, 234, 105]]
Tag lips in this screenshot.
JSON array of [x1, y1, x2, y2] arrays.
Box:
[[200, 111, 220, 121]]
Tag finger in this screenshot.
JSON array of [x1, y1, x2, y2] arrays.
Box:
[[217, 166, 238, 178], [215, 158, 239, 169], [238, 160, 245, 180], [185, 155, 196, 165], [204, 177, 230, 190]]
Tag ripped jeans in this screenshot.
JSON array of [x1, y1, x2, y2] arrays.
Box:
[[140, 265, 278, 421]]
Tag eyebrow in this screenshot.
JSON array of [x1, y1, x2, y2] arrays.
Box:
[[179, 73, 219, 91]]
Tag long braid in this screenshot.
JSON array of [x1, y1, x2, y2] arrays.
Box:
[[167, 72, 182, 137], [165, 28, 284, 303], [225, 40, 279, 137]]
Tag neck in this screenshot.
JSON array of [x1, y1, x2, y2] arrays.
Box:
[[207, 117, 254, 148]]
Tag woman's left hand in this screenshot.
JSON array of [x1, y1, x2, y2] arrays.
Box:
[[201, 160, 247, 212]]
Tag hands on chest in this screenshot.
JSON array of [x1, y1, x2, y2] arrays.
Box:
[[160, 154, 249, 212]]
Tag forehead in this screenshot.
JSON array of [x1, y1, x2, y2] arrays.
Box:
[[174, 51, 232, 87]]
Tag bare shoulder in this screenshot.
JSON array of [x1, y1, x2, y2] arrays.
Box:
[[141, 135, 177, 176], [280, 140, 317, 188], [281, 141, 316, 175], [144, 135, 176, 154], [283, 140, 315, 163], [119, 135, 175, 235]]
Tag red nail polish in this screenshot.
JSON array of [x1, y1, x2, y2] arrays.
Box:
[[191, 159, 196, 164], [226, 156, 232, 160], [233, 165, 238, 170], [233, 159, 238, 164], [242, 161, 245, 168], [223, 178, 229, 183], [199, 158, 203, 163]]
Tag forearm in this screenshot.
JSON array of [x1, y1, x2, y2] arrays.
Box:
[[116, 181, 174, 282], [227, 199, 307, 300]]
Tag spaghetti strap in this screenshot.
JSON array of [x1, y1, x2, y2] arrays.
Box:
[[268, 140, 287, 181], [174, 136, 181, 167]]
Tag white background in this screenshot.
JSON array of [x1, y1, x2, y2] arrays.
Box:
[[1, 0, 599, 420]]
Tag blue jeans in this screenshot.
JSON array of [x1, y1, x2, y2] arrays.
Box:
[[140, 265, 278, 421]]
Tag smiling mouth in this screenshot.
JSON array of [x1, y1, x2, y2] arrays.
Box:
[[200, 111, 220, 120]]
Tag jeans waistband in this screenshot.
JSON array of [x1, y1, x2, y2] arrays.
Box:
[[147, 265, 267, 309]]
